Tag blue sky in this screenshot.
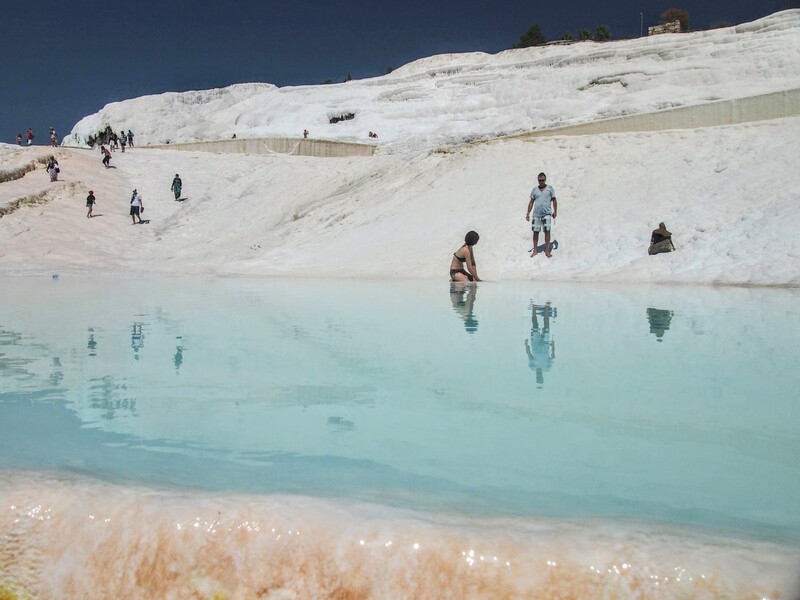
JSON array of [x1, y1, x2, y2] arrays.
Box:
[[2, 0, 797, 144]]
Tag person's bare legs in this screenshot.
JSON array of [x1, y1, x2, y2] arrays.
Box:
[[531, 231, 540, 257], [544, 230, 552, 257]]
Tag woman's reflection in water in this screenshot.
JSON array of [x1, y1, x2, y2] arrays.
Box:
[[449, 282, 479, 334], [525, 302, 556, 387]]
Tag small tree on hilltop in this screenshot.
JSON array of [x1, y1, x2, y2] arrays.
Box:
[[660, 8, 689, 31], [513, 24, 547, 48], [594, 25, 611, 41], [578, 28, 592, 41], [560, 32, 574, 41]]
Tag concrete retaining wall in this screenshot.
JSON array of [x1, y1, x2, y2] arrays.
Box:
[[146, 137, 375, 157], [512, 88, 800, 140]]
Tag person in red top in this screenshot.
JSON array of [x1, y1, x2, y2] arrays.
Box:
[[26, 128, 34, 145]]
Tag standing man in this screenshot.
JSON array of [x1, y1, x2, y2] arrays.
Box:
[[130, 189, 143, 224], [26, 128, 34, 145], [525, 172, 558, 258], [127, 130, 134, 147], [170, 173, 182, 201]]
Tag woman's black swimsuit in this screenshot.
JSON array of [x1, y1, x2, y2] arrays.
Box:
[[450, 252, 474, 281]]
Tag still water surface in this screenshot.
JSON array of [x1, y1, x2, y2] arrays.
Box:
[[1, 277, 798, 597]]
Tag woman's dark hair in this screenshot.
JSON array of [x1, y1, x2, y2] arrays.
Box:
[[465, 231, 480, 246]]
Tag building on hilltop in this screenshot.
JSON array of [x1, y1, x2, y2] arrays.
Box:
[[648, 20, 681, 35]]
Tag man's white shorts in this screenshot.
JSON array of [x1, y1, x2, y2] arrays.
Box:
[[532, 214, 553, 232]]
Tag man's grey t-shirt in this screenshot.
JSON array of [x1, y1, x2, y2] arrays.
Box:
[[530, 184, 556, 217]]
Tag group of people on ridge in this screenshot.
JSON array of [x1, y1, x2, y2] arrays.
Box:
[[15, 129, 35, 146], [99, 129, 135, 168], [15, 127, 59, 146], [106, 129, 135, 151]]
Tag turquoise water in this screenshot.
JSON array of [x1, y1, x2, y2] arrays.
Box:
[[1, 277, 799, 597], [2, 277, 798, 536]]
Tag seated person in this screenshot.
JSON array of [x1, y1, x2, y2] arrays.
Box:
[[649, 222, 675, 255]]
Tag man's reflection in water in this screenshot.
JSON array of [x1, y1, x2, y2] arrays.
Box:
[[647, 308, 674, 342], [449, 282, 479, 334], [131, 323, 144, 360], [87, 328, 97, 357], [525, 302, 556, 386]]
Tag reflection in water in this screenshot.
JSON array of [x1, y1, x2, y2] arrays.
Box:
[[49, 357, 63, 387], [1, 278, 799, 570], [131, 323, 144, 360], [87, 375, 137, 421], [449, 282, 478, 334], [327, 416, 355, 432], [87, 328, 97, 356], [174, 343, 184, 372], [647, 307, 674, 342], [525, 302, 556, 386]]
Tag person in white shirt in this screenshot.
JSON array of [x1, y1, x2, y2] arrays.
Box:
[[130, 189, 144, 224], [525, 172, 558, 258]]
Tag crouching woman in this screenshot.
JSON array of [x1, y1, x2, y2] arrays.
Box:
[[450, 231, 482, 282]]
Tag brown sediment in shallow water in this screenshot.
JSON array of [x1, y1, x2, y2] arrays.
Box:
[[0, 473, 797, 599]]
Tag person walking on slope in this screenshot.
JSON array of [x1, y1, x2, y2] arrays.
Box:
[[127, 130, 134, 147], [16, 133, 22, 145], [526, 172, 558, 258], [86, 190, 96, 218], [46, 156, 59, 182], [101, 145, 111, 168], [26, 128, 34, 146], [130, 189, 144, 224], [120, 131, 126, 152], [170, 174, 182, 201]]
